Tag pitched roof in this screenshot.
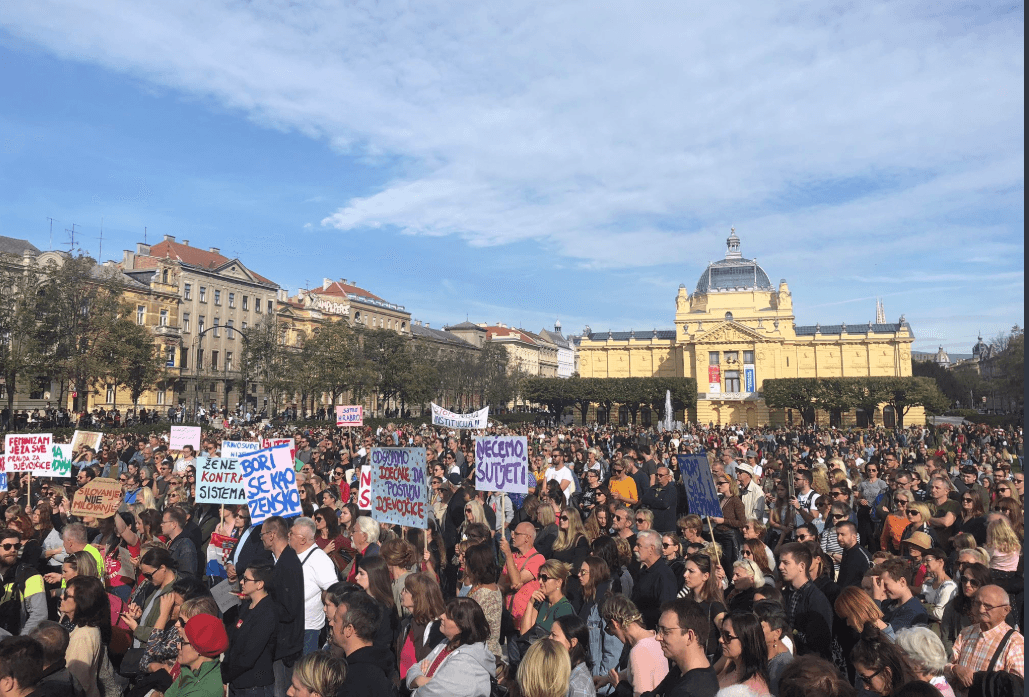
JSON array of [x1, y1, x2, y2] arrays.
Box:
[[581, 329, 677, 341], [412, 323, 477, 348], [794, 323, 903, 336], [445, 321, 487, 331], [484, 326, 537, 345], [538, 328, 571, 349], [317, 280, 384, 303], [0, 236, 41, 256], [146, 240, 276, 286]]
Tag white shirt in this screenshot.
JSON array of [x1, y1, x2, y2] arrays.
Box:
[[296, 545, 338, 630], [544, 465, 575, 502]]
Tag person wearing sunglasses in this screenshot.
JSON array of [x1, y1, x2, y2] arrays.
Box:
[[519, 559, 574, 639], [850, 624, 921, 697], [714, 611, 771, 693], [0, 527, 47, 636], [223, 560, 278, 694], [120, 548, 180, 648]]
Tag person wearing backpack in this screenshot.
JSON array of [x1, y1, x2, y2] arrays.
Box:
[[0, 527, 47, 636], [944, 584, 1024, 695]]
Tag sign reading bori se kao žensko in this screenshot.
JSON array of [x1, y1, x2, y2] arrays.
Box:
[[474, 436, 528, 494], [369, 447, 428, 528], [241, 445, 302, 524]]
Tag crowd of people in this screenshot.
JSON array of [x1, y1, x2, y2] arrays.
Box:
[[0, 418, 1023, 697]]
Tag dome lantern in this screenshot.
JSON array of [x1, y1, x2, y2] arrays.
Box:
[[693, 228, 773, 295]]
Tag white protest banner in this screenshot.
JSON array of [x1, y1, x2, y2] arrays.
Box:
[[170, 426, 202, 451], [4, 434, 53, 474], [676, 451, 722, 518], [430, 403, 490, 430], [221, 441, 261, 459], [261, 438, 296, 462], [335, 405, 364, 427], [241, 445, 302, 524], [71, 430, 103, 454], [0, 472, 6, 493], [45, 444, 74, 478], [357, 465, 372, 509], [474, 436, 528, 494], [369, 447, 428, 528], [197, 457, 246, 505]]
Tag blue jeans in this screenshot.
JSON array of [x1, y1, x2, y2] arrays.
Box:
[[303, 629, 321, 655]]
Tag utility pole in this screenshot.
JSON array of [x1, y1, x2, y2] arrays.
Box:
[[65, 223, 79, 253], [47, 217, 59, 250], [98, 218, 104, 261]]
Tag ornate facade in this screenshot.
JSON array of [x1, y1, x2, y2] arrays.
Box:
[[575, 230, 922, 426]]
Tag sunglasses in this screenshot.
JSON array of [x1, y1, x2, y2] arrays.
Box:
[[720, 631, 739, 643], [635, 518, 646, 523], [962, 578, 981, 587], [1, 542, 22, 551], [662, 543, 675, 549], [538, 574, 551, 583], [906, 510, 921, 517]]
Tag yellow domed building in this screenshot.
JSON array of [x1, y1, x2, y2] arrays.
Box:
[[575, 230, 921, 427]]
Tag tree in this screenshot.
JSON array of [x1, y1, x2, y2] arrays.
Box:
[[762, 378, 820, 424], [103, 315, 165, 410], [476, 342, 515, 408], [361, 327, 413, 415], [304, 320, 362, 406], [0, 255, 49, 415], [881, 376, 949, 426], [241, 318, 290, 414]]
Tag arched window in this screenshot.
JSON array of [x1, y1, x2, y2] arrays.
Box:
[[883, 406, 897, 429], [725, 311, 733, 321]]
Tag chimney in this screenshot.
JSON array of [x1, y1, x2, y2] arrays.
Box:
[[340, 278, 348, 285], [163, 234, 175, 242], [123, 250, 135, 268], [425, 322, 430, 328], [278, 289, 288, 301], [136, 243, 150, 256], [323, 278, 332, 291], [182, 239, 189, 246], [209, 247, 220, 255]]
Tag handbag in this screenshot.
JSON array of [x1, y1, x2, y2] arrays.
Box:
[[970, 628, 1022, 697]]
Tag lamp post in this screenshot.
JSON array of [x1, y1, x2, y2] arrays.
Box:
[[190, 325, 250, 423]]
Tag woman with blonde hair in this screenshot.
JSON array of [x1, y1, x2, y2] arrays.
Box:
[[287, 650, 348, 697], [710, 473, 746, 573], [552, 507, 590, 570], [901, 501, 940, 548], [535, 504, 558, 557], [517, 638, 571, 697], [985, 517, 1021, 573], [880, 489, 915, 555], [520, 559, 574, 637], [727, 558, 764, 612]]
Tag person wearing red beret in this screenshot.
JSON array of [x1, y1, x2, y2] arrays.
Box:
[[165, 614, 229, 697]]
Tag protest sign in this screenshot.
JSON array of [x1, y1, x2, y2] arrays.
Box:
[[474, 436, 528, 495], [4, 434, 53, 474], [70, 478, 123, 519], [676, 451, 722, 518], [71, 430, 103, 455], [431, 403, 490, 430], [241, 445, 302, 524], [369, 447, 428, 528], [197, 457, 246, 505], [46, 444, 74, 478], [170, 426, 201, 451], [357, 465, 372, 509], [261, 438, 296, 462], [0, 472, 6, 493], [221, 441, 261, 459], [335, 405, 364, 427]]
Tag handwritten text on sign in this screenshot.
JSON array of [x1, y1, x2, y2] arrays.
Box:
[[357, 465, 372, 509], [70, 478, 123, 519], [197, 457, 246, 505], [475, 436, 528, 494], [369, 448, 428, 528], [4, 434, 53, 473], [221, 441, 261, 459], [170, 426, 201, 451], [242, 446, 302, 524], [261, 438, 296, 462], [47, 444, 74, 478], [676, 451, 722, 518], [335, 405, 364, 427]]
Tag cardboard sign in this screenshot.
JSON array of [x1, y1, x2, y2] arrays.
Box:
[[357, 465, 371, 509], [369, 447, 428, 528], [430, 403, 489, 430], [221, 441, 261, 459], [474, 436, 528, 494], [46, 444, 74, 478], [197, 457, 246, 505], [71, 430, 103, 455], [4, 434, 53, 474], [170, 426, 202, 451], [241, 445, 302, 524], [676, 451, 722, 518], [335, 405, 364, 427], [261, 438, 296, 462], [70, 477, 124, 519]]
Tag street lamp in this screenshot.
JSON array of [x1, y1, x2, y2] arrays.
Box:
[[190, 325, 250, 422]]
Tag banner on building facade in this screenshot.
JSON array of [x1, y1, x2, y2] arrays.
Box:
[[474, 436, 528, 494], [4, 434, 53, 474], [197, 457, 247, 505], [335, 405, 364, 427], [744, 364, 756, 393], [221, 441, 261, 459], [241, 445, 302, 524], [369, 447, 428, 528], [708, 366, 721, 394], [431, 403, 490, 430], [71, 430, 103, 455], [676, 450, 722, 518], [170, 426, 202, 451]]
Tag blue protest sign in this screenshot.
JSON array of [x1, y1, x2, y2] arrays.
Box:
[[241, 445, 302, 524], [676, 451, 722, 518], [369, 447, 428, 528], [474, 436, 528, 494]]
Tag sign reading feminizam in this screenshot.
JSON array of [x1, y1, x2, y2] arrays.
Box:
[[430, 404, 490, 430], [369, 447, 428, 528], [4, 434, 53, 474], [335, 405, 364, 427], [197, 457, 246, 505], [221, 441, 261, 459], [241, 445, 302, 524], [170, 426, 202, 451], [474, 436, 528, 494], [357, 465, 372, 509], [47, 444, 74, 478], [676, 451, 722, 518], [71, 430, 103, 455], [70, 477, 123, 518]]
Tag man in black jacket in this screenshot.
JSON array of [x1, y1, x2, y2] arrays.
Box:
[[834, 521, 871, 590], [330, 592, 395, 697], [779, 542, 833, 660], [262, 516, 305, 696], [631, 531, 678, 630], [641, 467, 679, 533]]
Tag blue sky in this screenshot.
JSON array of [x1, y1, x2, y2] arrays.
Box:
[[0, 1, 1023, 354]]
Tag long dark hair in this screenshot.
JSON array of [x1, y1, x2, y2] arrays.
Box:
[[685, 553, 725, 605], [850, 626, 919, 695], [357, 555, 395, 609], [444, 596, 489, 650], [955, 563, 992, 619], [724, 611, 769, 686], [66, 576, 112, 645], [554, 615, 593, 671], [315, 507, 341, 539]]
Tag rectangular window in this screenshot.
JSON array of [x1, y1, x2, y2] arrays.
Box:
[[196, 349, 204, 370], [182, 313, 190, 333], [214, 317, 220, 337], [198, 316, 205, 334], [199, 286, 207, 302], [226, 320, 234, 339], [255, 298, 262, 313], [242, 321, 248, 331], [267, 299, 273, 314], [725, 371, 741, 392], [184, 283, 192, 300], [228, 292, 235, 308], [165, 347, 175, 367], [137, 305, 146, 325], [743, 350, 755, 364], [226, 351, 233, 371], [157, 389, 166, 406], [106, 385, 116, 404], [180, 348, 188, 369], [242, 296, 249, 311], [709, 351, 720, 366], [214, 290, 221, 306], [159, 309, 169, 327], [211, 350, 219, 370]]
